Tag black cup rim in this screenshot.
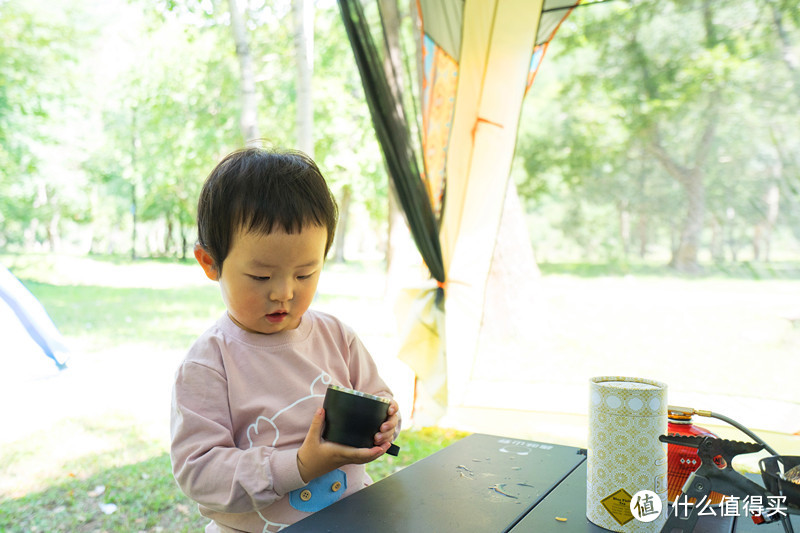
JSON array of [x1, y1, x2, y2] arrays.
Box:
[[326, 384, 390, 404]]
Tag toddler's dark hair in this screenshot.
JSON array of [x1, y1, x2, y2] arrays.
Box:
[[197, 147, 338, 272]]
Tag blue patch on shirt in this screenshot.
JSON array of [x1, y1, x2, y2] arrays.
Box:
[[289, 469, 347, 513]]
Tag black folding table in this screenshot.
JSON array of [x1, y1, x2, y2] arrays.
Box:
[[284, 433, 799, 533]]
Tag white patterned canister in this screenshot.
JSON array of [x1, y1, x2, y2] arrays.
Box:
[[587, 376, 668, 532]]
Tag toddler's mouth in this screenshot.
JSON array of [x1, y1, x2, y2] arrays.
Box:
[[266, 311, 288, 323]]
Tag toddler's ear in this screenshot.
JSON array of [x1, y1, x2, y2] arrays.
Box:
[[194, 244, 219, 281]]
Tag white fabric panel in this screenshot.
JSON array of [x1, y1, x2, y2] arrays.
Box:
[[419, 0, 465, 60], [441, 0, 543, 406]]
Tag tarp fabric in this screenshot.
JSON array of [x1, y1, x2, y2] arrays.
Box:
[[338, 0, 577, 415], [1, 265, 69, 370]]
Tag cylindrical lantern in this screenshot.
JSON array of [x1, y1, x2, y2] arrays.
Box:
[[587, 376, 668, 532]]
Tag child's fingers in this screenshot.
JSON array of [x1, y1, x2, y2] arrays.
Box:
[[379, 412, 399, 434], [323, 440, 384, 464], [374, 424, 395, 445], [306, 408, 325, 440], [298, 409, 328, 482], [355, 445, 387, 462]]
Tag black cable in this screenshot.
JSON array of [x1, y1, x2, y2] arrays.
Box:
[[686, 408, 795, 533], [669, 405, 780, 456], [706, 410, 780, 457]]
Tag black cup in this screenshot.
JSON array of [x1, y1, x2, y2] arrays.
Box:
[[322, 385, 396, 452]]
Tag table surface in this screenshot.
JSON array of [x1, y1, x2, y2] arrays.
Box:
[[285, 433, 799, 533], [284, 433, 587, 532]]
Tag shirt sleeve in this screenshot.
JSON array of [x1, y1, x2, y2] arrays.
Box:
[[170, 359, 307, 513]]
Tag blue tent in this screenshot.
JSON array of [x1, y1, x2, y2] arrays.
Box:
[[1, 265, 69, 370]]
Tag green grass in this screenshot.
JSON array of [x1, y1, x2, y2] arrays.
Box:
[[2, 252, 798, 530], [0, 253, 469, 531], [21, 281, 223, 351], [0, 252, 378, 353], [536, 259, 800, 280], [0, 454, 206, 533], [0, 425, 467, 532]]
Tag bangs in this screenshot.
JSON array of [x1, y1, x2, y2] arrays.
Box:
[[197, 148, 338, 271], [232, 158, 332, 237]]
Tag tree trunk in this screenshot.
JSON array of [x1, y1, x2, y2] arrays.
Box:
[[46, 211, 60, 252], [292, 0, 314, 156], [635, 164, 648, 259], [618, 199, 630, 258], [647, 99, 718, 273], [633, 3, 721, 273], [379, 0, 404, 102], [637, 212, 648, 259], [671, 172, 705, 272], [753, 182, 780, 261], [379, 0, 407, 273], [724, 207, 738, 261], [180, 222, 188, 261], [164, 216, 174, 256], [131, 183, 137, 260], [130, 105, 138, 260], [709, 215, 723, 262], [769, 1, 800, 101], [228, 0, 260, 145], [333, 184, 352, 263]]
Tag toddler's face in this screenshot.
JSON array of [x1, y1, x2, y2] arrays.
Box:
[[216, 224, 327, 335]]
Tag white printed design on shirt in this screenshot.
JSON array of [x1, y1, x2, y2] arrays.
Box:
[[245, 372, 332, 532]]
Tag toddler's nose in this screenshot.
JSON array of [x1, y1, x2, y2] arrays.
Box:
[[270, 280, 293, 302]]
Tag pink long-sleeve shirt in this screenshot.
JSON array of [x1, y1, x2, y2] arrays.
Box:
[[170, 310, 394, 532]]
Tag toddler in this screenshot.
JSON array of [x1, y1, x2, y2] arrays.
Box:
[[170, 147, 400, 532]]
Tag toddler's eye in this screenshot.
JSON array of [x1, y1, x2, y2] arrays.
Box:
[[250, 275, 270, 281], [297, 274, 312, 280]]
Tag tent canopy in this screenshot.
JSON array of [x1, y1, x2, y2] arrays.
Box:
[[1, 264, 69, 371], [337, 0, 578, 416]]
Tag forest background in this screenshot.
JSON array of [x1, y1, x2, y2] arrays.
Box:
[[2, 0, 800, 271]]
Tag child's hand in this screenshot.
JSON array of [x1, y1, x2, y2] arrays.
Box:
[[374, 399, 399, 448], [296, 408, 387, 483]]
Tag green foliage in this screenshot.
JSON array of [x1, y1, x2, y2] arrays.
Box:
[[2, 0, 390, 259], [0, 0, 90, 246], [5, 0, 799, 267], [83, 10, 242, 257], [516, 0, 800, 265], [308, 4, 388, 224]]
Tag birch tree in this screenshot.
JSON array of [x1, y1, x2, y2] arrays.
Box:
[[228, 0, 260, 144], [292, 0, 314, 156]]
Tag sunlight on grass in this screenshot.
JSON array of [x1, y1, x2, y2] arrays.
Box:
[[0, 453, 208, 533], [0, 253, 466, 531], [20, 281, 222, 351], [2, 252, 799, 530], [0, 425, 467, 532], [2, 253, 225, 353], [0, 414, 164, 498], [1, 253, 207, 289]]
